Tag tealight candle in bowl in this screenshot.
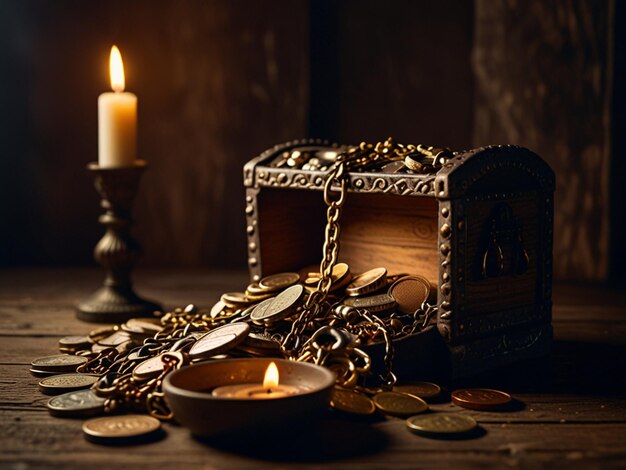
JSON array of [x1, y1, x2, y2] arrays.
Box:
[[211, 362, 305, 399], [163, 358, 335, 438]]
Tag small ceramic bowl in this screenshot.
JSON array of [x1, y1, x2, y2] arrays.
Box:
[[163, 358, 335, 438]]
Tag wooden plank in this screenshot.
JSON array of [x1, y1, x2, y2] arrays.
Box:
[[473, 0, 613, 281], [1, 409, 625, 469]]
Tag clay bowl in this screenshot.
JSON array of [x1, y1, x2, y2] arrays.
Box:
[[163, 358, 335, 438]]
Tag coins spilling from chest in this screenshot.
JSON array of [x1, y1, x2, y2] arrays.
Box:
[[82, 415, 162, 444], [30, 354, 88, 377], [393, 382, 442, 401], [406, 413, 478, 436], [39, 373, 99, 395], [373, 391, 429, 417], [330, 387, 376, 415], [451, 388, 512, 411], [47, 389, 107, 418]]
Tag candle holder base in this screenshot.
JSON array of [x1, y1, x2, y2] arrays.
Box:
[[76, 285, 161, 324], [77, 160, 162, 323]]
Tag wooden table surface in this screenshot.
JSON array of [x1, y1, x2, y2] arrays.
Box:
[[1, 268, 626, 469]]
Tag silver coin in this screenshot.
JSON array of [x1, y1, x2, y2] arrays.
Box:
[[31, 354, 88, 372], [249, 297, 277, 325], [39, 373, 99, 395], [251, 284, 304, 324], [47, 389, 106, 418], [188, 323, 251, 360]]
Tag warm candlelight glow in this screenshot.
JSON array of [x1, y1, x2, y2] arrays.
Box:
[[263, 362, 279, 390], [109, 45, 125, 92]]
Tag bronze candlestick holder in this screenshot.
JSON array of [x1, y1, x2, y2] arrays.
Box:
[[76, 160, 161, 323]]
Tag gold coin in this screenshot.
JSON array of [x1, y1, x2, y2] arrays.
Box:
[[406, 413, 477, 435], [38, 373, 99, 395], [393, 382, 442, 401], [210, 300, 228, 318], [388, 275, 432, 314], [221, 292, 253, 308], [258, 272, 300, 292], [249, 297, 277, 325], [451, 388, 512, 411], [31, 354, 88, 373], [132, 354, 166, 380], [47, 389, 106, 418], [330, 387, 375, 415], [83, 415, 161, 442], [305, 262, 351, 288], [251, 284, 304, 324], [58, 336, 91, 352], [373, 391, 428, 417], [188, 323, 251, 360], [345, 267, 387, 296], [343, 293, 397, 313]]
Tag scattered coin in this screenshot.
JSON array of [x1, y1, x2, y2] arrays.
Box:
[[89, 326, 117, 343], [221, 292, 253, 308], [343, 293, 397, 314], [30, 368, 65, 378], [306, 262, 352, 289], [188, 323, 251, 360], [121, 318, 162, 336], [242, 332, 281, 352], [259, 272, 300, 292], [133, 354, 167, 380], [406, 413, 477, 436], [31, 354, 88, 373], [47, 389, 106, 418], [38, 373, 99, 395], [345, 267, 387, 297], [96, 331, 132, 347], [330, 387, 375, 415], [82, 415, 161, 444], [210, 300, 228, 318], [251, 284, 304, 325], [373, 391, 428, 417], [249, 297, 276, 325], [388, 275, 431, 314], [393, 382, 442, 401], [451, 388, 512, 411], [58, 336, 91, 353]]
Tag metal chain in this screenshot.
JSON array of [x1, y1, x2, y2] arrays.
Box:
[[280, 137, 447, 387]]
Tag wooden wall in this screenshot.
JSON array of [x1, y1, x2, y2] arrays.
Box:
[[473, 0, 614, 281], [0, 0, 621, 282]]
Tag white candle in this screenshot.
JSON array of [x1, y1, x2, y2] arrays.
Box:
[[211, 361, 307, 399], [98, 45, 137, 168]]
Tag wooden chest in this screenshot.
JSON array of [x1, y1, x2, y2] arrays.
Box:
[[243, 140, 555, 379]]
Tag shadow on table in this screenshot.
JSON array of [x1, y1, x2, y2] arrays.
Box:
[[194, 414, 389, 462], [452, 340, 626, 395]]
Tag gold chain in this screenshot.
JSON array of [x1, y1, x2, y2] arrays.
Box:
[[280, 138, 448, 388]]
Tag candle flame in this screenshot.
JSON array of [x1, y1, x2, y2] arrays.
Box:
[[263, 362, 279, 389], [109, 45, 125, 92]]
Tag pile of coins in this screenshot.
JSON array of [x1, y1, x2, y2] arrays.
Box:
[[268, 142, 452, 175], [30, 264, 515, 443]]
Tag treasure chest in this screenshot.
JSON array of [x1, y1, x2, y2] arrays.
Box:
[[243, 139, 555, 379]]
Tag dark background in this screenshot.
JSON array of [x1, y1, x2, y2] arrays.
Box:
[[0, 0, 621, 282]]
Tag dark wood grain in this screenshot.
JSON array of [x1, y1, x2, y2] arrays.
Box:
[[473, 0, 613, 281], [0, 0, 309, 268], [1, 268, 625, 468]]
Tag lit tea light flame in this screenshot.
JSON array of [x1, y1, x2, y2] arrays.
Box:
[[211, 361, 305, 399], [109, 45, 125, 92], [263, 362, 279, 391]]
